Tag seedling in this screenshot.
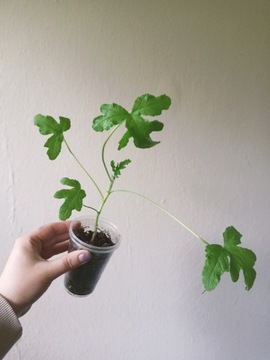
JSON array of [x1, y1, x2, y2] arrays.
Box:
[[34, 93, 257, 292]]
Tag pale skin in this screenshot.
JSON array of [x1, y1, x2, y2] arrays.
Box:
[[0, 221, 91, 317]]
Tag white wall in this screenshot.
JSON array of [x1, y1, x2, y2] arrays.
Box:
[[1, 1, 269, 359]]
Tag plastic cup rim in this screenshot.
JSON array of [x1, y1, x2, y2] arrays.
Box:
[[69, 215, 121, 253]]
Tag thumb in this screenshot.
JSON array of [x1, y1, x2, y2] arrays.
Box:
[[47, 250, 91, 280]]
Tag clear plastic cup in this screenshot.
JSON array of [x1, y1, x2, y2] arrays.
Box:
[[64, 216, 121, 297]]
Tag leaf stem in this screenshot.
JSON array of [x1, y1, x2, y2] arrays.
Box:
[[111, 189, 209, 246], [101, 123, 123, 181], [64, 138, 104, 199], [82, 204, 99, 213]]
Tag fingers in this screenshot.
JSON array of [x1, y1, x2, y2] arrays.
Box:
[[29, 221, 71, 247], [41, 240, 70, 259], [45, 250, 91, 281], [26, 221, 71, 258]]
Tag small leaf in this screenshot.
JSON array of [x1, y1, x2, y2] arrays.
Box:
[[34, 115, 70, 160], [54, 177, 86, 220], [111, 159, 131, 179]]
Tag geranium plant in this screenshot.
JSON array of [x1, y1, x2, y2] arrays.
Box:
[[34, 93, 257, 293]]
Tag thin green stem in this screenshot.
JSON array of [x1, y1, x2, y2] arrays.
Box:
[[64, 138, 104, 199], [91, 179, 115, 241], [101, 123, 123, 181], [111, 189, 209, 246], [82, 204, 99, 213]]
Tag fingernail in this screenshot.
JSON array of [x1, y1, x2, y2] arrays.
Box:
[[78, 251, 91, 263]]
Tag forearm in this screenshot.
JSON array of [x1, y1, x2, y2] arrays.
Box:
[[0, 295, 22, 359]]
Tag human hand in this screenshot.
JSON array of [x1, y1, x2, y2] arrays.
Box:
[[0, 221, 91, 317]]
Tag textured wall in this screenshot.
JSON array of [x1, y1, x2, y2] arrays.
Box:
[[1, 1, 270, 359]]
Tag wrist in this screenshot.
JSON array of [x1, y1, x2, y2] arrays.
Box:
[[0, 289, 30, 318]]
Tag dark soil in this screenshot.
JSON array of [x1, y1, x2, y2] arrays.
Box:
[[74, 225, 114, 247], [65, 224, 115, 296]]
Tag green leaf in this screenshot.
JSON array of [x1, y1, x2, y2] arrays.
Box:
[[223, 226, 242, 246], [227, 248, 256, 289], [202, 244, 229, 291], [118, 131, 131, 149], [111, 159, 131, 179], [92, 104, 129, 131], [119, 114, 164, 149], [202, 226, 256, 291], [132, 94, 171, 116], [92, 94, 171, 150], [54, 177, 86, 220], [34, 115, 70, 160]]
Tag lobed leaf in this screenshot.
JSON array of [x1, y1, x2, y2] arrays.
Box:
[[34, 115, 71, 160], [54, 177, 86, 220], [92, 94, 171, 150], [202, 226, 256, 291]]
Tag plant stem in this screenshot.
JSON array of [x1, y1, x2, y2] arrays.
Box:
[[101, 123, 123, 181], [64, 138, 104, 199], [91, 179, 115, 241], [112, 189, 209, 246], [91, 123, 123, 240]]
